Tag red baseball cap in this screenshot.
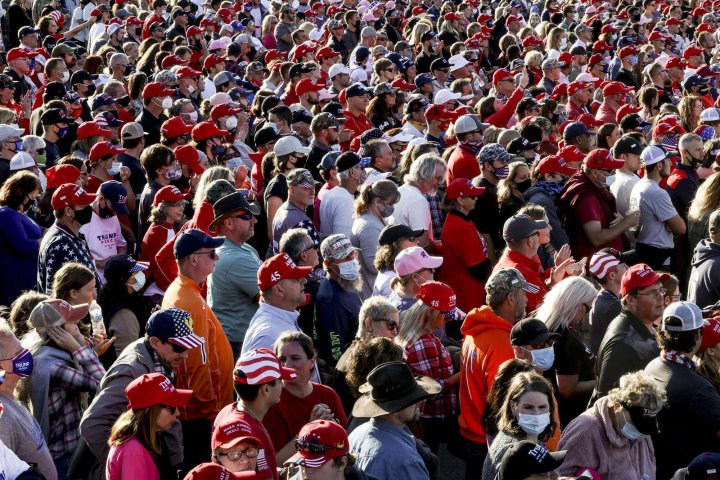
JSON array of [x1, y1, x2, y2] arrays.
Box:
[[601, 24, 618, 34], [176, 66, 202, 79], [648, 31, 670, 42], [602, 81, 634, 96], [522, 35, 543, 47], [233, 348, 297, 385], [577, 113, 604, 129], [174, 145, 206, 175], [153, 185, 191, 207], [210, 104, 242, 121], [416, 281, 457, 313], [89, 8, 102, 17], [445, 178, 485, 200], [203, 54, 226, 71], [125, 16, 142, 26], [45, 164, 81, 190], [192, 121, 228, 142], [592, 40, 613, 52], [88, 141, 125, 162], [391, 78, 415, 90], [51, 184, 96, 210], [505, 14, 521, 25], [287, 420, 350, 467], [666, 57, 687, 69], [296, 78, 325, 97], [583, 148, 624, 170], [7, 47, 38, 62], [618, 46, 639, 59], [444, 11, 460, 21], [211, 418, 262, 451], [697, 23, 716, 34], [143, 81, 175, 99], [558, 145, 585, 164], [666, 17, 683, 26], [162, 116, 193, 139], [699, 318, 720, 352], [683, 44, 705, 60], [265, 49, 288, 63], [185, 463, 260, 480], [257, 253, 313, 290], [476, 13, 492, 23], [425, 104, 459, 122], [161, 54, 189, 69], [186, 25, 203, 37], [558, 52, 573, 66], [293, 42, 317, 61], [692, 7, 709, 16], [199, 18, 217, 27], [537, 155, 577, 176], [620, 263, 671, 297], [567, 81, 591, 96], [125, 373, 192, 410], [493, 68, 514, 85], [616, 104, 642, 123], [551, 83, 568, 99], [316, 46, 340, 61], [77, 121, 111, 140]]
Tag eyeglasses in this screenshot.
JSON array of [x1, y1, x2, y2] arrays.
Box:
[[302, 243, 318, 253], [295, 439, 347, 454], [217, 447, 259, 461], [375, 318, 399, 332], [35, 148, 45, 155], [161, 405, 179, 414], [632, 288, 667, 298], [233, 212, 253, 220], [193, 250, 218, 260], [162, 340, 189, 353]]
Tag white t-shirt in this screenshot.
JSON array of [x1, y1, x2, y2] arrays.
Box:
[[80, 211, 127, 283], [610, 170, 640, 216], [0, 438, 30, 480], [389, 184, 432, 239], [629, 177, 679, 250], [319, 185, 355, 237]]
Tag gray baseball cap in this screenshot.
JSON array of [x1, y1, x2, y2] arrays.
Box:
[[503, 214, 548, 244]]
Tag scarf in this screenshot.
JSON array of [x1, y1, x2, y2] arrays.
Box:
[[535, 179, 565, 197], [661, 349, 697, 370]]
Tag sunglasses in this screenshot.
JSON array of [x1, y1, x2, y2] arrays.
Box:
[[193, 250, 218, 260], [163, 340, 189, 354], [376, 318, 399, 332], [233, 212, 253, 220], [295, 439, 346, 454], [35, 148, 45, 155]]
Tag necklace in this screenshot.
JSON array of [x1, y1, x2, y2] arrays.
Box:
[[236, 402, 261, 422]]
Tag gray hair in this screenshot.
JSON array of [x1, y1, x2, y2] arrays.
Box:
[[363, 139, 390, 161], [357, 296, 399, 339], [104, 80, 126, 99], [279, 228, 311, 263], [0, 318, 15, 358], [22, 135, 45, 153], [405, 153, 446, 185], [607, 370, 667, 412], [679, 133, 702, 151], [194, 168, 234, 209], [535, 276, 597, 332], [109, 53, 129, 68]]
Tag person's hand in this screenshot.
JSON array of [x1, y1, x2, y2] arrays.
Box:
[[447, 372, 461, 387], [93, 335, 116, 356], [623, 210, 641, 229], [519, 66, 530, 89], [434, 39, 445, 54], [553, 244, 572, 266], [21, 91, 31, 110], [309, 403, 336, 422], [119, 166, 131, 183], [47, 325, 83, 353], [338, 128, 353, 144], [551, 256, 576, 284], [565, 257, 587, 276]]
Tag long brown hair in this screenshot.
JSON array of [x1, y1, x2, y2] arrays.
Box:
[[498, 371, 557, 442], [108, 405, 165, 456], [52, 262, 95, 302]]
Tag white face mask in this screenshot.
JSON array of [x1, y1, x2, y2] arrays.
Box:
[[338, 259, 360, 280], [161, 96, 173, 109], [130, 271, 146, 292], [61, 71, 70, 83], [528, 346, 555, 372], [603, 174, 616, 187], [560, 38, 567, 50], [517, 412, 551, 436], [108, 161, 122, 176], [186, 111, 198, 123], [187, 84, 196, 95], [226, 116, 238, 130]]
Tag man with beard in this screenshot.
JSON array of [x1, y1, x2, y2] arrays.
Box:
[[349, 361, 440, 480], [315, 234, 363, 369], [308, 112, 341, 182], [295, 78, 323, 113]]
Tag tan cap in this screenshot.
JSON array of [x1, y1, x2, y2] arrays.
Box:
[[29, 300, 90, 336]]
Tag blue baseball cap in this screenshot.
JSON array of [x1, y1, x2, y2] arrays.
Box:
[[145, 307, 205, 349], [91, 93, 116, 111], [320, 151, 340, 171], [563, 121, 596, 142], [99, 180, 130, 216], [346, 83, 372, 98], [414, 73, 434, 88], [174, 228, 225, 258]]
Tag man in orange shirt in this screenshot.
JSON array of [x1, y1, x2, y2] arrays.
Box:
[[162, 228, 235, 471], [458, 268, 532, 480]]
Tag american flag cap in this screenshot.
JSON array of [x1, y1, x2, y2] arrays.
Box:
[[145, 307, 205, 349], [233, 348, 297, 385]]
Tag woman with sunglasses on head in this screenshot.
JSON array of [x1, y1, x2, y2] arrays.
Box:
[[264, 331, 347, 465], [395, 281, 461, 453], [107, 373, 192, 480], [535, 276, 598, 428]]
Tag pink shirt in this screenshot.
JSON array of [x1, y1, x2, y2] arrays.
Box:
[[106, 438, 161, 480]]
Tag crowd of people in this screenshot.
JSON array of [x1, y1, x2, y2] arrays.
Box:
[[2, 0, 720, 478]]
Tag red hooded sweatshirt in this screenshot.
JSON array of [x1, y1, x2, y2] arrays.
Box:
[[458, 305, 514, 444]]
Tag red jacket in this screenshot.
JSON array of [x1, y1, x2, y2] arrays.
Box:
[[485, 87, 524, 128], [141, 222, 175, 286], [493, 248, 549, 314], [341, 110, 372, 152], [446, 144, 481, 184], [458, 306, 514, 443]]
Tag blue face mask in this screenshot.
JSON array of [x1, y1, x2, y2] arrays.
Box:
[[4, 349, 33, 378], [628, 55, 639, 66], [57, 127, 68, 139], [14, 140, 22, 151]]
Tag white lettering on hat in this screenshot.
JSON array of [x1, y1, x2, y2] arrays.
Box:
[[118, 194, 127, 205], [270, 271, 281, 282], [637, 266, 652, 277], [431, 300, 439, 307], [528, 444, 548, 462], [159, 378, 174, 392]]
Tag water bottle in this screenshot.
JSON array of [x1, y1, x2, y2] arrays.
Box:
[[89, 300, 106, 337]]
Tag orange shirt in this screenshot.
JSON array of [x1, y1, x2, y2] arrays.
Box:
[[162, 274, 235, 421]]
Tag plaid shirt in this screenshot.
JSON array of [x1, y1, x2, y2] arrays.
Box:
[[47, 344, 105, 458], [424, 193, 445, 241], [404, 333, 458, 419]]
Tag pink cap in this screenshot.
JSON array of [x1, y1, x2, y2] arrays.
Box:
[[394, 246, 443, 276]]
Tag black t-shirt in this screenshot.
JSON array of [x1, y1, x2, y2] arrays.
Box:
[[470, 178, 504, 251], [264, 174, 289, 209], [416, 52, 439, 74], [547, 328, 596, 427], [589, 289, 621, 355]]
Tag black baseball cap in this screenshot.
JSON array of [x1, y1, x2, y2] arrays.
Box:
[[335, 152, 369, 173], [104, 254, 148, 284], [507, 137, 539, 155], [322, 102, 344, 118], [289, 63, 315, 78], [510, 318, 560, 347], [41, 108, 74, 126], [70, 70, 97, 85], [346, 83, 371, 98], [499, 441, 567, 480], [619, 113, 651, 132], [613, 135, 645, 156], [378, 224, 425, 246], [254, 126, 279, 148], [320, 151, 341, 172], [431, 57, 451, 71]]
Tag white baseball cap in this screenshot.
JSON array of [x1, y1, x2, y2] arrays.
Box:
[[329, 64, 352, 79], [209, 92, 233, 106], [273, 136, 311, 157], [701, 108, 720, 123], [434, 89, 462, 105], [9, 152, 36, 171], [640, 145, 670, 166], [662, 301, 709, 332], [0, 125, 24, 142], [449, 54, 470, 72]]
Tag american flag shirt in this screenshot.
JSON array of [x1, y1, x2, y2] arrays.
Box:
[[38, 222, 99, 294], [404, 333, 458, 419]]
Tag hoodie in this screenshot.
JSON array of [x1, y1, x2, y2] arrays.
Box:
[[458, 306, 515, 444], [688, 239, 720, 309], [524, 184, 569, 250]]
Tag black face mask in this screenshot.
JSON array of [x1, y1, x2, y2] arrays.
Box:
[[99, 204, 114, 219], [517, 179, 532, 193], [124, 65, 134, 76], [73, 205, 93, 225], [117, 95, 131, 108], [22, 195, 37, 212], [664, 79, 672, 88], [135, 27, 142, 36]]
